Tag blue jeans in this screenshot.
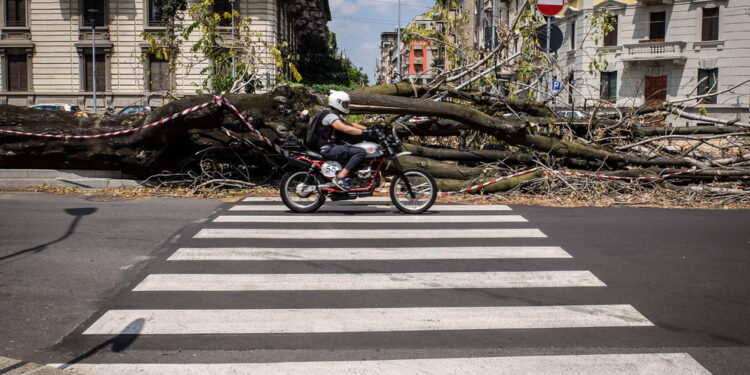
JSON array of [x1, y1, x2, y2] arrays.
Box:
[[320, 144, 366, 172]]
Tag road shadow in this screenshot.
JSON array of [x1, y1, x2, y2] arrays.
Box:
[[58, 318, 145, 369], [0, 207, 96, 263]]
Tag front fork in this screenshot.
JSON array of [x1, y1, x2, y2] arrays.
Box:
[[389, 156, 416, 199]]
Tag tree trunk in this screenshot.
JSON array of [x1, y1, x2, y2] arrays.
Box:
[[436, 169, 544, 193]]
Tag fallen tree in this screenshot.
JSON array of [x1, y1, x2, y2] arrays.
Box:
[[0, 83, 748, 198]]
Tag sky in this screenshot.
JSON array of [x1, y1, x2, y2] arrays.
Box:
[[327, 0, 437, 84]]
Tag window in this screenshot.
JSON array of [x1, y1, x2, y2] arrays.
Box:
[[698, 68, 718, 104], [213, 0, 233, 26], [570, 21, 576, 49], [6, 54, 28, 91], [649, 11, 666, 41], [148, 0, 164, 26], [5, 0, 25, 27], [413, 64, 422, 74], [414, 49, 423, 58], [84, 53, 106, 92], [702, 7, 719, 41], [600, 71, 617, 101], [82, 0, 106, 27], [603, 15, 618, 46], [148, 55, 170, 91]]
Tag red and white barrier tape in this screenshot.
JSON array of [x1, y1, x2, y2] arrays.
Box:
[[217, 97, 289, 157], [0, 99, 220, 139], [438, 167, 543, 196], [549, 167, 697, 181]]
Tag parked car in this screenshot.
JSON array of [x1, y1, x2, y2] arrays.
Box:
[[502, 111, 529, 118], [118, 105, 153, 115], [557, 110, 588, 120], [29, 103, 82, 113], [407, 116, 438, 122]]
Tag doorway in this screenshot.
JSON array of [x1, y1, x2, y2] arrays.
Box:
[[645, 75, 667, 105]]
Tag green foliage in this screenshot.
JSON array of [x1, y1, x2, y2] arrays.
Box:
[[308, 83, 352, 95], [141, 0, 187, 90], [296, 33, 369, 89], [586, 9, 615, 74]]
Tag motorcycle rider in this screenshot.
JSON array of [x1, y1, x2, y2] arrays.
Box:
[[311, 90, 373, 191]]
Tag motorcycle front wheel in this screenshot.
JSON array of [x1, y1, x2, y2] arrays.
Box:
[[389, 168, 437, 214], [280, 170, 326, 213]]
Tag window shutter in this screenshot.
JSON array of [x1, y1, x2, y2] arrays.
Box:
[[570, 21, 576, 49], [85, 53, 106, 91], [149, 57, 169, 91], [649, 12, 666, 41], [702, 8, 719, 41], [18, 0, 25, 25], [6, 0, 16, 25], [96, 56, 106, 92], [6, 0, 26, 26], [604, 16, 618, 46], [8, 54, 28, 92]]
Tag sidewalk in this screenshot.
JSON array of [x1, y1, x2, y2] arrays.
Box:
[[0, 356, 82, 374], [0, 169, 143, 189]]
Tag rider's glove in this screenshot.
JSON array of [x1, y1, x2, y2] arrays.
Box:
[[361, 128, 377, 141]]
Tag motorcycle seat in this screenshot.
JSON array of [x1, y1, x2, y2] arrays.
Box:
[[304, 150, 325, 159]]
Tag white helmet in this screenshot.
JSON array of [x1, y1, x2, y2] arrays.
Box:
[[328, 90, 351, 115]]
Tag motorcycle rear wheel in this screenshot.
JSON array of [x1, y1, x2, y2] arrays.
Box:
[[280, 170, 326, 213], [389, 168, 437, 214]]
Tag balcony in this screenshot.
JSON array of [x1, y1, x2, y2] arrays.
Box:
[[622, 40, 687, 64]]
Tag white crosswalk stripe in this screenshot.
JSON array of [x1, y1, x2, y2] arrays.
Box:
[[229, 204, 512, 211], [50, 353, 710, 375], [82, 305, 652, 335], [67, 199, 710, 374], [132, 271, 606, 291], [194, 228, 547, 239], [167, 246, 573, 261], [214, 214, 528, 223]]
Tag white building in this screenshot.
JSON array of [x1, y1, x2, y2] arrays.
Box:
[[0, 0, 330, 112], [553, 0, 749, 126]]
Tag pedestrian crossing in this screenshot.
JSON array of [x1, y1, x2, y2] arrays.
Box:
[[53, 197, 711, 374]]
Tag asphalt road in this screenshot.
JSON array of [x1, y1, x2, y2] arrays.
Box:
[[0, 192, 221, 362], [1, 194, 748, 374]]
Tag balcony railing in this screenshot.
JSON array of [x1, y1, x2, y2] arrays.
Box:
[[622, 40, 687, 63]]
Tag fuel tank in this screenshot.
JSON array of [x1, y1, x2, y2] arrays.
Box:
[[353, 141, 384, 158]]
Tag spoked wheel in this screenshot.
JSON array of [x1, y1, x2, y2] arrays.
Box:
[[389, 168, 437, 214], [280, 170, 326, 213]]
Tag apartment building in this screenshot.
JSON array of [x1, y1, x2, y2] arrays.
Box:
[[377, 12, 446, 85], [0, 0, 330, 112], [377, 1, 520, 87], [553, 0, 749, 126]]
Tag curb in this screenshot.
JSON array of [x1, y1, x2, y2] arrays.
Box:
[[0, 169, 143, 189], [0, 356, 83, 375]]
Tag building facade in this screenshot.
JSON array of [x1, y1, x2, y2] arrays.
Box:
[[553, 0, 749, 126], [377, 12, 448, 85], [376, 1, 517, 87], [0, 0, 329, 112]]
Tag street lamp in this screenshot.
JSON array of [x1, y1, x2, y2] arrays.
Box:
[[230, 0, 236, 80], [396, 0, 401, 81], [87, 9, 98, 114]]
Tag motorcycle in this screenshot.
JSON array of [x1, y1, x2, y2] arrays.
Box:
[[279, 126, 437, 214]]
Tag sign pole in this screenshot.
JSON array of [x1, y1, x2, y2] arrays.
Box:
[[546, 16, 551, 54], [546, 16, 551, 101], [536, 0, 565, 103]]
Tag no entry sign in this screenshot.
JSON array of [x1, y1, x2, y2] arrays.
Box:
[[537, 0, 565, 16]]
